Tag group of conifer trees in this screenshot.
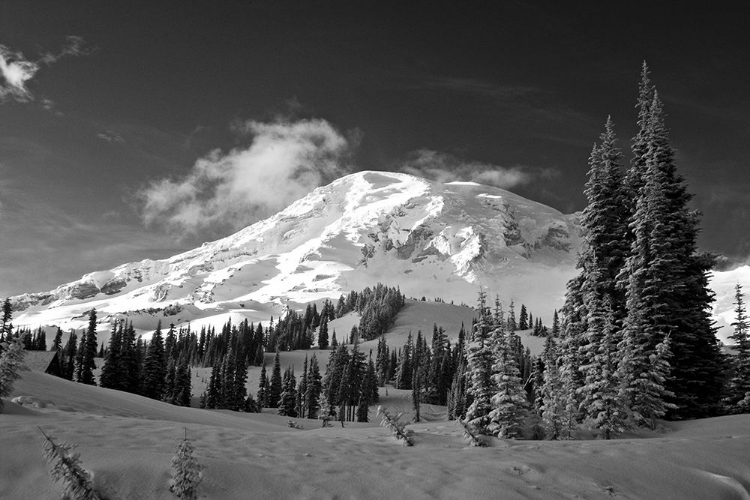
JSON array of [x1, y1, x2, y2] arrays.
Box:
[[535, 63, 727, 437], [446, 293, 532, 438], [99, 319, 192, 406], [315, 340, 377, 422]]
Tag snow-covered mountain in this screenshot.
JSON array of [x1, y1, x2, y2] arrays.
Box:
[[11, 170, 746, 344], [11, 171, 583, 335]]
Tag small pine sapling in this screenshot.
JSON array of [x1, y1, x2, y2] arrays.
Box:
[[39, 427, 102, 500], [376, 406, 414, 446], [0, 337, 26, 413], [170, 429, 203, 500], [458, 418, 486, 447]]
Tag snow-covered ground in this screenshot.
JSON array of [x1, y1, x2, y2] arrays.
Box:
[[3, 369, 749, 499]]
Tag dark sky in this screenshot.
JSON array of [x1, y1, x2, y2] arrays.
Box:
[[1, 1, 748, 297]]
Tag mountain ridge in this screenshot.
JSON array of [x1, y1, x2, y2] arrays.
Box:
[[11, 171, 583, 333]]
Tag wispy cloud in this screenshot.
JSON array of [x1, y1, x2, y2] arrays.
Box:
[[0, 36, 89, 104], [97, 130, 125, 143], [138, 118, 354, 235], [398, 149, 558, 189], [0, 46, 38, 102]]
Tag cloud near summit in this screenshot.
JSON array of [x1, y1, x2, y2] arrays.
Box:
[[138, 119, 353, 235], [399, 149, 556, 189]]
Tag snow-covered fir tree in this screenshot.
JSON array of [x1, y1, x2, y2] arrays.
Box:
[[726, 283, 750, 413], [465, 291, 495, 433], [487, 299, 527, 438], [577, 291, 629, 438], [40, 428, 101, 500], [169, 431, 203, 500], [619, 84, 723, 419], [0, 336, 25, 413]]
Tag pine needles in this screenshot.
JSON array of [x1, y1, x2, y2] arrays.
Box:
[[376, 406, 414, 446], [39, 427, 102, 500], [169, 429, 203, 500]]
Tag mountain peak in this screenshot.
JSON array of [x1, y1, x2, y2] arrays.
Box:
[[12, 172, 582, 334]]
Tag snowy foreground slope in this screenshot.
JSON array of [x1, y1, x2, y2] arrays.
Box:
[[10, 170, 748, 343], [11, 171, 582, 334], [3, 370, 749, 500]]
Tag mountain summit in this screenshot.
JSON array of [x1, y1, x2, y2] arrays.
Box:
[[12, 171, 583, 332]]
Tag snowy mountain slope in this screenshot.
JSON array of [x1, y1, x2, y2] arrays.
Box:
[[11, 171, 583, 336], [710, 264, 750, 343]]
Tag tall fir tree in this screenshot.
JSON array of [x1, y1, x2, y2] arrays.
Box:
[[99, 321, 123, 390], [63, 331, 77, 380], [76, 310, 98, 386], [268, 351, 283, 408], [318, 317, 329, 350], [305, 354, 322, 419], [577, 292, 629, 438], [141, 321, 167, 400], [257, 362, 269, 408], [488, 300, 527, 438], [0, 298, 13, 343], [726, 283, 750, 412], [465, 291, 495, 433], [620, 86, 723, 419], [278, 366, 297, 417], [119, 321, 141, 394]]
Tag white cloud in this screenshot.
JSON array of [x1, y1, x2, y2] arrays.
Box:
[[0, 46, 39, 102], [97, 130, 125, 143], [0, 36, 88, 104], [399, 149, 554, 189], [138, 119, 352, 235]]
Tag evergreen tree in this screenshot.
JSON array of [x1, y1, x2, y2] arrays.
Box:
[[488, 300, 527, 438], [0, 336, 25, 413], [257, 362, 269, 408], [52, 328, 63, 353], [174, 357, 192, 407], [375, 335, 390, 386], [63, 331, 77, 380], [141, 321, 167, 400], [318, 316, 329, 350], [204, 364, 221, 409], [395, 334, 413, 390], [465, 291, 495, 433], [169, 431, 203, 500], [164, 357, 177, 404], [578, 293, 629, 438], [305, 354, 322, 419], [268, 351, 283, 408], [119, 321, 141, 394], [552, 310, 560, 336], [519, 305, 528, 330], [507, 300, 517, 332], [0, 298, 12, 343], [726, 283, 750, 412], [76, 310, 98, 386], [297, 356, 309, 418], [620, 87, 723, 419], [99, 321, 123, 390], [278, 366, 297, 417], [40, 428, 101, 500], [230, 351, 248, 411], [540, 335, 575, 440], [36, 328, 48, 351]]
